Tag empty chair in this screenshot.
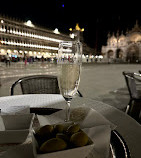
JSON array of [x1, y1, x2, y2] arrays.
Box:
[[122, 71, 141, 121], [11, 75, 60, 95], [11, 75, 83, 97]]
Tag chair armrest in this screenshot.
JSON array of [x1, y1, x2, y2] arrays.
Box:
[[134, 73, 141, 83], [10, 79, 22, 95]]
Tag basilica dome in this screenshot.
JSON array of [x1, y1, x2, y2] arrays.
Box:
[[109, 35, 117, 44], [128, 32, 141, 42], [119, 34, 126, 42]]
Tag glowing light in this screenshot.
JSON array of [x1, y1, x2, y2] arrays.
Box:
[[69, 28, 72, 31], [7, 49, 11, 53], [70, 33, 75, 39], [99, 55, 103, 59], [1, 20, 4, 23], [14, 50, 17, 53], [7, 25, 62, 43], [75, 23, 81, 31], [1, 40, 59, 51], [62, 4, 64, 7], [19, 50, 23, 53], [53, 28, 60, 34], [81, 28, 84, 32], [29, 51, 32, 55], [75, 23, 84, 32], [1, 49, 5, 53], [24, 20, 34, 27]]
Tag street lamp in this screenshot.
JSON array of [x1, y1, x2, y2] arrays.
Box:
[[116, 30, 120, 59], [69, 23, 84, 41]]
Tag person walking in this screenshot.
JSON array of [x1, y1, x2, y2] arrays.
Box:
[[5, 53, 10, 67], [24, 56, 27, 66]]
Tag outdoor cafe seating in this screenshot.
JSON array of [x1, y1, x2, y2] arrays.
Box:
[[10, 75, 83, 97], [122, 71, 141, 122], [0, 74, 140, 157]]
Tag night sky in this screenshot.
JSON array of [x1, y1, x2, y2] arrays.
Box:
[[0, 0, 141, 52]]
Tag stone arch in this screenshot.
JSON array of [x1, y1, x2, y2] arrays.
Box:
[[116, 49, 124, 59], [126, 44, 139, 63], [107, 50, 114, 58]]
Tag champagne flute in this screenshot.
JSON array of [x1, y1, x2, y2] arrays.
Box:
[[57, 41, 82, 122]]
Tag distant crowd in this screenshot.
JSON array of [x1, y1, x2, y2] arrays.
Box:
[[0, 55, 57, 64]]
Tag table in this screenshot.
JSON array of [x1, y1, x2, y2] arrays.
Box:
[[0, 94, 141, 158]]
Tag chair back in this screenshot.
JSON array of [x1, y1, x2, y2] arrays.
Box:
[[122, 72, 138, 99], [11, 75, 60, 95]]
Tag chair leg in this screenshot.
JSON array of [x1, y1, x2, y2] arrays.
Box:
[[127, 100, 141, 121], [125, 105, 130, 113], [126, 99, 132, 113], [77, 90, 83, 97]]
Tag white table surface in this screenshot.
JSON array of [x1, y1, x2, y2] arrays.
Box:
[[0, 94, 141, 158]]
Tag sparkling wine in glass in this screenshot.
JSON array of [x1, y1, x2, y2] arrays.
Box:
[[57, 41, 82, 122]]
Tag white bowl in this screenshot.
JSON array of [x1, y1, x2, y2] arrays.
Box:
[[0, 114, 35, 144]]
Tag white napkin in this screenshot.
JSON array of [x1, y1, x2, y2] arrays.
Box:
[[37, 107, 116, 130], [83, 125, 111, 158], [1, 105, 30, 115]]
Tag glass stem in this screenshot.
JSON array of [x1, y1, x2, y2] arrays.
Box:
[[65, 101, 71, 122]]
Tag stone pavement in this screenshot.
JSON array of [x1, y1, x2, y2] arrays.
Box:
[[0, 62, 141, 113]]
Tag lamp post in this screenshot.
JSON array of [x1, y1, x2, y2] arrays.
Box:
[[69, 23, 84, 42], [116, 30, 120, 61]]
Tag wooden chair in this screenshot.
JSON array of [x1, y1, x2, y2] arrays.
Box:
[[10, 75, 83, 97]]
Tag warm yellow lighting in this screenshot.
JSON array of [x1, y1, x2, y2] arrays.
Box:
[[1, 40, 59, 51], [75, 23, 81, 31], [81, 28, 84, 32], [29, 51, 32, 55], [1, 20, 4, 23], [7, 49, 11, 53], [7, 25, 62, 43], [14, 50, 17, 53], [69, 28, 72, 31], [75, 23, 84, 32], [1, 49, 5, 53]]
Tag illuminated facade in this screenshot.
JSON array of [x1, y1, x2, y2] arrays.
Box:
[[102, 21, 141, 63], [0, 16, 73, 60]]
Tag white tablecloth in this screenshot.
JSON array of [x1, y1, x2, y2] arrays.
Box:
[[0, 94, 141, 158]]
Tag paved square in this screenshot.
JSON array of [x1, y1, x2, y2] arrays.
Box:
[[0, 62, 141, 111]]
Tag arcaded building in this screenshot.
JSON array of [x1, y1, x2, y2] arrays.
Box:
[[0, 16, 72, 60], [102, 21, 141, 63], [0, 16, 92, 62]]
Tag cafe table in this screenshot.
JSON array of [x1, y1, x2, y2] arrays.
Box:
[[0, 94, 141, 158]]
